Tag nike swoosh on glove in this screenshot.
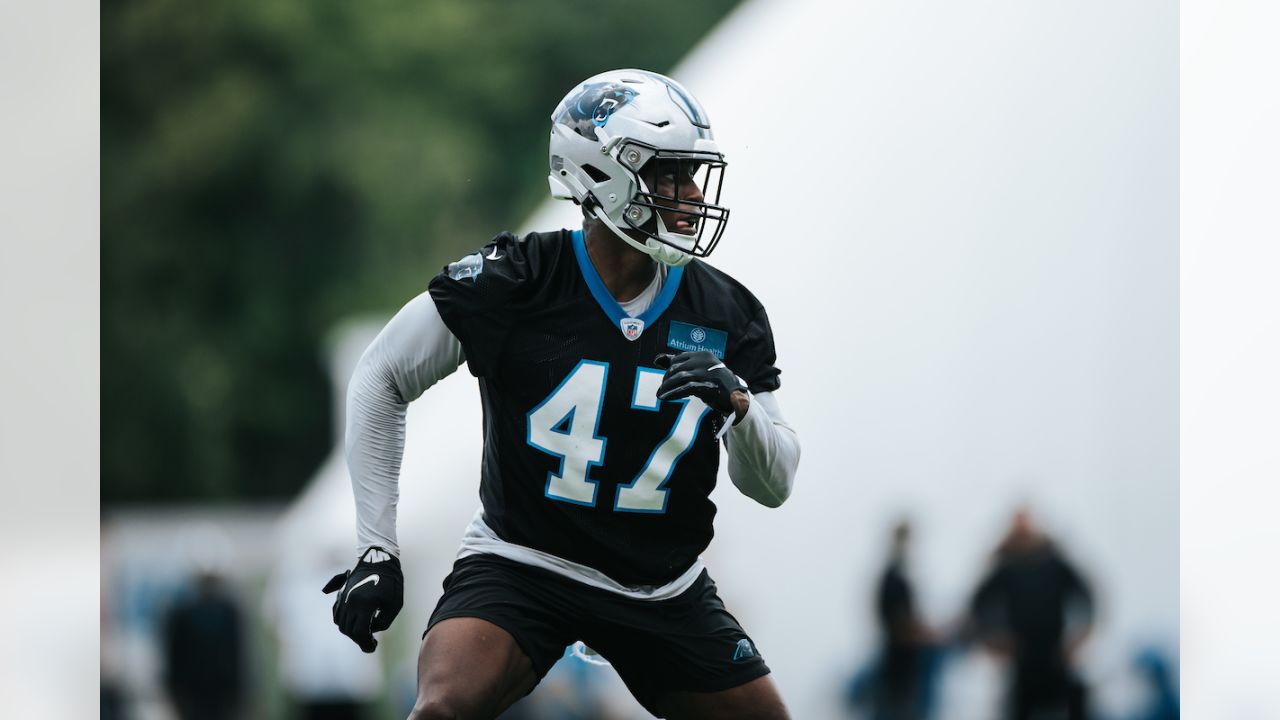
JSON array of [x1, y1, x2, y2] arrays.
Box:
[[322, 546, 404, 653], [654, 351, 746, 415]]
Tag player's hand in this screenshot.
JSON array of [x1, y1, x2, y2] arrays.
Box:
[[322, 546, 404, 653], [654, 351, 747, 416]]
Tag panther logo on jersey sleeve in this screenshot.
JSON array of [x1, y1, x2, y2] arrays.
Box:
[[446, 252, 484, 281]]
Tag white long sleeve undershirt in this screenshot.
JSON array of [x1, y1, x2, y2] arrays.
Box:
[[725, 390, 799, 508], [345, 292, 464, 557], [345, 290, 801, 593]]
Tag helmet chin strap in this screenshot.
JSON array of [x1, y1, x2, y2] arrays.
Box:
[[590, 205, 693, 268], [649, 241, 693, 268]]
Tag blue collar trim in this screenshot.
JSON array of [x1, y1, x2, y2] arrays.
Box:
[[572, 229, 683, 332]]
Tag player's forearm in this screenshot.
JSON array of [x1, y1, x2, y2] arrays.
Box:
[[344, 292, 465, 557], [725, 391, 800, 507], [346, 356, 409, 556]]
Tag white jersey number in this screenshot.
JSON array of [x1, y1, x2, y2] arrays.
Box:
[[527, 363, 710, 513]]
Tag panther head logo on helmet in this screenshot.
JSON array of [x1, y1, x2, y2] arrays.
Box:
[[555, 82, 640, 141]]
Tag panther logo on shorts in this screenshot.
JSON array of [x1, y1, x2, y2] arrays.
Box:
[[732, 638, 755, 662]]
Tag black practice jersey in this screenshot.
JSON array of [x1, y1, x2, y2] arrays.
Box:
[[428, 229, 781, 586]]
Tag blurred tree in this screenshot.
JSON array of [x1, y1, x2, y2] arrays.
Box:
[[103, 0, 742, 503]]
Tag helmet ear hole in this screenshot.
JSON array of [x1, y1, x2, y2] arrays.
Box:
[[581, 164, 612, 183]]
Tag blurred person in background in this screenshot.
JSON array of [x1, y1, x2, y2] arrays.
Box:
[[322, 68, 800, 720], [162, 570, 245, 720], [846, 520, 944, 720], [872, 520, 943, 720], [968, 509, 1094, 720]]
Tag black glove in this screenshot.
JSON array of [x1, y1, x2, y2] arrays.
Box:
[[322, 546, 404, 653], [654, 351, 747, 415]]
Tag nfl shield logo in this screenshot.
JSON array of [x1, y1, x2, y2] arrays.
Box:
[[620, 317, 645, 341]]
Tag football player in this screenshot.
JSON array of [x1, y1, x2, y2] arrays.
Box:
[[325, 69, 801, 719]]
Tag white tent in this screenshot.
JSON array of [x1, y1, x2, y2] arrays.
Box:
[[279, 0, 1177, 716]]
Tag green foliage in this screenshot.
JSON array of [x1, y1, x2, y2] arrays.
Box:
[[103, 0, 742, 503]]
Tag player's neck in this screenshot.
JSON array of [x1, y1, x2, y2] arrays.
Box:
[[583, 224, 660, 303]]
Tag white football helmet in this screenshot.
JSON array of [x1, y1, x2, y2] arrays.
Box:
[[548, 69, 729, 267]]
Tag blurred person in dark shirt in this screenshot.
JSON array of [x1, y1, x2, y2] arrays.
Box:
[[872, 520, 937, 719], [969, 509, 1094, 720], [163, 571, 245, 720]]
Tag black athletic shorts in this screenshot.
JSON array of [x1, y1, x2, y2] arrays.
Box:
[[427, 553, 771, 716]]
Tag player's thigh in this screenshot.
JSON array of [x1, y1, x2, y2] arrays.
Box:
[[657, 674, 790, 720], [410, 616, 537, 720], [412, 555, 579, 719], [583, 570, 780, 716]]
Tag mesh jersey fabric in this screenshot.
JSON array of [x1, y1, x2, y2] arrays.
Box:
[[428, 229, 781, 585]]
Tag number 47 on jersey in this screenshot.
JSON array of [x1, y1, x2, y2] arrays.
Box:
[[527, 360, 710, 514]]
